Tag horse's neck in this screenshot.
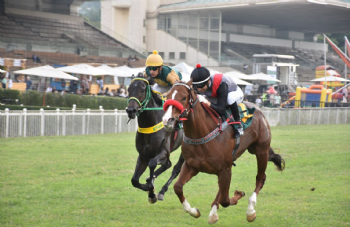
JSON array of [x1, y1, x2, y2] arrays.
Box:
[[137, 98, 162, 128], [183, 102, 218, 138]]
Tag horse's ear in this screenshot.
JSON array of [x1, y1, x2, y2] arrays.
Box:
[[186, 78, 193, 87], [137, 72, 143, 78]]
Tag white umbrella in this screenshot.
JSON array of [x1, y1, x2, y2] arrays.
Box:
[[131, 67, 146, 76], [113, 65, 135, 78], [224, 71, 253, 80], [249, 73, 281, 82], [97, 65, 119, 85], [173, 62, 194, 75], [13, 65, 78, 80], [310, 76, 350, 82], [231, 77, 253, 86], [57, 63, 112, 76], [0, 69, 7, 73]]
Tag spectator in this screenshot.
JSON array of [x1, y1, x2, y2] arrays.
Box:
[[32, 54, 37, 63], [104, 87, 109, 96], [52, 86, 56, 93], [255, 96, 262, 107], [97, 77, 104, 93], [61, 90, 66, 95], [26, 76, 32, 90], [8, 78, 13, 89], [128, 55, 133, 61], [46, 85, 53, 93], [342, 87, 348, 103], [0, 73, 6, 88], [134, 55, 139, 61], [81, 77, 89, 94], [262, 92, 268, 107], [243, 64, 248, 70], [274, 93, 281, 107]]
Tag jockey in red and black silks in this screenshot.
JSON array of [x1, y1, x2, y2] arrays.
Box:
[[191, 64, 244, 138]]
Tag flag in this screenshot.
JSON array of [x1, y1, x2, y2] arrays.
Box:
[[324, 35, 350, 69], [345, 36, 350, 58]]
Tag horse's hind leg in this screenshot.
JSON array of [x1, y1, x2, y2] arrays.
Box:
[[246, 145, 268, 222], [131, 155, 149, 192], [174, 161, 200, 218], [158, 153, 185, 201]]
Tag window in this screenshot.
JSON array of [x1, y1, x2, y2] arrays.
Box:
[[180, 52, 186, 60], [159, 52, 165, 59], [143, 36, 146, 43], [143, 19, 146, 27], [169, 52, 175, 59]]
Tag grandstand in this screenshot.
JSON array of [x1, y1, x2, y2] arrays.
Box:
[[101, 0, 350, 86], [0, 2, 146, 72]]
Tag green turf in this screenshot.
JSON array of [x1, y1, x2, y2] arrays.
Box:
[[1, 124, 350, 226]]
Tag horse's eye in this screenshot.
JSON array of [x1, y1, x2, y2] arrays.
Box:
[[182, 97, 186, 101]]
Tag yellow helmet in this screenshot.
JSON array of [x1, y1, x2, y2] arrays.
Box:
[[145, 50, 163, 67]]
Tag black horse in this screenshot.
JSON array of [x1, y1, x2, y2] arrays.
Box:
[[126, 76, 184, 203]]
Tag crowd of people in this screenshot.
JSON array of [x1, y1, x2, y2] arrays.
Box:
[[254, 92, 282, 108]]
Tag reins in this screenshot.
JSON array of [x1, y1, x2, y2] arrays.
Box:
[[127, 78, 165, 116]]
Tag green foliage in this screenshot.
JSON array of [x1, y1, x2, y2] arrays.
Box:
[[80, 1, 101, 29], [1, 90, 127, 110], [318, 32, 350, 52], [0, 105, 73, 111], [0, 88, 21, 101], [1, 125, 350, 226]]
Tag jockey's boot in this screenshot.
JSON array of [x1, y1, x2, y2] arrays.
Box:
[[230, 102, 244, 138]]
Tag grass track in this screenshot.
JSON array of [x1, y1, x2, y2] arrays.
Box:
[[1, 124, 350, 226]]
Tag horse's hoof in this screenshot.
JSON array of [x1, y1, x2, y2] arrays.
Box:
[[208, 214, 218, 224], [148, 194, 158, 204], [242, 191, 245, 197], [157, 193, 164, 201], [190, 208, 201, 218], [246, 212, 256, 222]]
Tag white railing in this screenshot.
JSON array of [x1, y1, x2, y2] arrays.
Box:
[[0, 108, 138, 138], [1, 107, 349, 138]]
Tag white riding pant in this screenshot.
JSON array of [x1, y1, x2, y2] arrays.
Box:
[[227, 86, 244, 105]]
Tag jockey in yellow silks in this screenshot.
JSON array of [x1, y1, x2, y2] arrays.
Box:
[[145, 50, 182, 94]]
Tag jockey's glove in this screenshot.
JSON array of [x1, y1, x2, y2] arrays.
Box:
[[197, 95, 210, 106]]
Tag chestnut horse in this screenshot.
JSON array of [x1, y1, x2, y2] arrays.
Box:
[[162, 80, 285, 224]]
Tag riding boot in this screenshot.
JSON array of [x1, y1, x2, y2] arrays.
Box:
[[229, 102, 244, 138]]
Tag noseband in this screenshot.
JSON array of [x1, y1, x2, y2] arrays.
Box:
[[128, 78, 164, 116], [163, 83, 198, 121]]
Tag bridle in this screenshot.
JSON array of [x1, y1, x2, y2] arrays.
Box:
[[163, 83, 198, 121], [127, 78, 164, 117]]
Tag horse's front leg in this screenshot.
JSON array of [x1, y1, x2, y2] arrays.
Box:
[[158, 153, 185, 201], [174, 161, 200, 218], [146, 149, 170, 203], [208, 169, 245, 224], [131, 155, 149, 192]]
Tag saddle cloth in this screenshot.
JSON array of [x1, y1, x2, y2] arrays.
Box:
[[224, 103, 255, 131]]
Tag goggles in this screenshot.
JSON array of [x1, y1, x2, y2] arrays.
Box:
[[148, 66, 160, 71], [193, 82, 207, 89]]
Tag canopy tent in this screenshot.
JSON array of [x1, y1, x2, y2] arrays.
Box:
[[0, 69, 8, 73], [224, 71, 252, 80], [249, 73, 281, 82], [96, 65, 119, 85], [131, 67, 146, 76], [13, 65, 78, 80], [230, 77, 253, 86], [173, 62, 194, 75], [57, 63, 112, 76], [113, 65, 135, 78], [310, 75, 350, 82]]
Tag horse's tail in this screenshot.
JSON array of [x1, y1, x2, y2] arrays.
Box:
[[268, 147, 285, 171]]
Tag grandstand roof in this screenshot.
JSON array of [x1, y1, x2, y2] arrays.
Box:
[[158, 0, 350, 33]]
